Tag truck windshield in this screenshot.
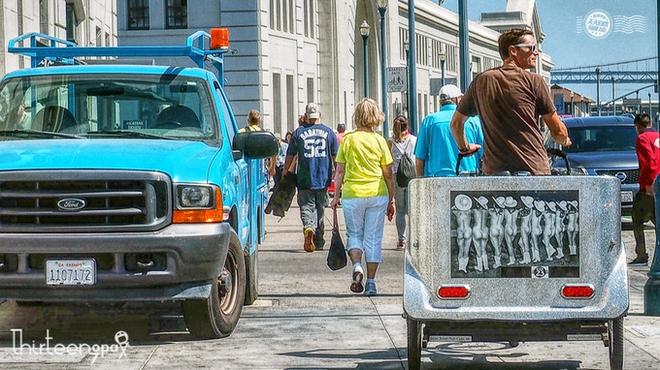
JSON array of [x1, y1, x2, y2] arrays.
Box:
[[0, 74, 219, 141]]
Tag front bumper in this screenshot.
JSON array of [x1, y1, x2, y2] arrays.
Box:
[[0, 223, 230, 301]]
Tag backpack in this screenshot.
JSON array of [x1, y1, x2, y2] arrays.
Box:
[[395, 139, 416, 187]]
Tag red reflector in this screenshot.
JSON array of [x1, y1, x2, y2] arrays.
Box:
[[561, 285, 595, 299], [210, 28, 230, 49], [438, 285, 470, 299]]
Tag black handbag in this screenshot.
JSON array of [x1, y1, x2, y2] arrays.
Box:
[[327, 208, 347, 271]]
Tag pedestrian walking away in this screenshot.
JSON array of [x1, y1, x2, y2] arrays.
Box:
[[450, 28, 571, 175], [629, 113, 659, 265], [336, 123, 347, 145], [331, 98, 395, 296], [415, 84, 483, 177], [284, 103, 338, 252], [387, 115, 417, 250]]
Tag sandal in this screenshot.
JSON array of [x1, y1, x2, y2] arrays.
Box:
[[350, 271, 364, 293]]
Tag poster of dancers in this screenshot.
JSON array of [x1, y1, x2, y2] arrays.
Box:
[[450, 191, 580, 278]]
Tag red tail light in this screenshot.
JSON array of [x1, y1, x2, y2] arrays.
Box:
[[561, 284, 595, 299], [438, 285, 471, 299]]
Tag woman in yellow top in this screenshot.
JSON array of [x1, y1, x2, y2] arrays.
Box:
[[330, 98, 395, 296]]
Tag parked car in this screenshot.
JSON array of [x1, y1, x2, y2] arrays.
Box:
[[545, 116, 639, 216]]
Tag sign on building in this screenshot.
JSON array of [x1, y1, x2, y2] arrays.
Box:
[[387, 67, 407, 92], [622, 98, 642, 106]]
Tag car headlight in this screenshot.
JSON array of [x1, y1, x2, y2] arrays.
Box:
[[173, 184, 224, 223]]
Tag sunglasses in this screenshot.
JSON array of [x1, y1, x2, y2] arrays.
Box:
[[514, 43, 538, 52]]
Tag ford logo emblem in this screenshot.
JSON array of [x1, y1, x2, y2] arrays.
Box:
[[614, 172, 627, 182], [57, 198, 86, 211]]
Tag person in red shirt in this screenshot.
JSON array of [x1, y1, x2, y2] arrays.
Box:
[[630, 113, 660, 265]]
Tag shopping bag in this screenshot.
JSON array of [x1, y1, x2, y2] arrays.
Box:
[[327, 208, 347, 271]]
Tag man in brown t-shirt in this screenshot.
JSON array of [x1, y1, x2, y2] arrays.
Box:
[[450, 28, 571, 175]]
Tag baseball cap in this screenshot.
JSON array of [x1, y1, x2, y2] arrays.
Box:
[[439, 84, 463, 100], [305, 102, 320, 119]]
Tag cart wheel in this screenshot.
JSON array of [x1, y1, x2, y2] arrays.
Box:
[[608, 316, 624, 370], [407, 318, 422, 370]]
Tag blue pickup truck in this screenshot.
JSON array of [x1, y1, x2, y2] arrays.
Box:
[[0, 30, 277, 338]]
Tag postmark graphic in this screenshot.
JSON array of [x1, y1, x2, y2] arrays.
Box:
[[577, 10, 647, 39]]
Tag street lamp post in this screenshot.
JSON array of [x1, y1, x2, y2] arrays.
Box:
[[377, 0, 389, 138], [570, 92, 575, 116], [439, 51, 446, 87], [360, 20, 370, 98], [596, 67, 601, 116], [649, 92, 652, 115]]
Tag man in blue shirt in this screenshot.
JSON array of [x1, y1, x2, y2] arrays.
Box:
[[284, 103, 338, 252], [414, 84, 484, 176]]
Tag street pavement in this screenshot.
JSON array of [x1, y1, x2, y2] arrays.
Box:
[[0, 206, 658, 369]]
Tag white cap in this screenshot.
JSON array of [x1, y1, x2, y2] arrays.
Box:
[[439, 84, 463, 100], [305, 102, 320, 119]]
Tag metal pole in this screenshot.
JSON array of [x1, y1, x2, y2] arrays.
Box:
[[596, 67, 601, 116], [637, 91, 640, 113], [379, 6, 389, 138], [407, 0, 418, 134], [458, 0, 470, 91], [441, 59, 446, 87], [611, 77, 615, 115], [649, 92, 652, 115], [571, 95, 575, 116], [645, 0, 660, 316], [362, 33, 369, 98]]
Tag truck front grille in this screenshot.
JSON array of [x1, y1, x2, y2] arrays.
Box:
[[0, 171, 171, 232]]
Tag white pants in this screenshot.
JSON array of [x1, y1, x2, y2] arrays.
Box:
[[342, 196, 389, 263]]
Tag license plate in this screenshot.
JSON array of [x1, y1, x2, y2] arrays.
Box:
[[46, 260, 96, 286], [621, 191, 633, 203]]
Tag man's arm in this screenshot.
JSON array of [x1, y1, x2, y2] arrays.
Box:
[[542, 111, 572, 147], [416, 158, 425, 177], [282, 154, 295, 176], [450, 110, 481, 155]]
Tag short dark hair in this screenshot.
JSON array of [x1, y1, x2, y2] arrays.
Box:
[[634, 113, 651, 127], [498, 28, 534, 60]]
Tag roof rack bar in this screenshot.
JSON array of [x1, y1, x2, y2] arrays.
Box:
[[8, 31, 226, 69]]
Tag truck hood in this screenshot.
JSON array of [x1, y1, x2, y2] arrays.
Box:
[[0, 139, 219, 183], [557, 151, 638, 170]]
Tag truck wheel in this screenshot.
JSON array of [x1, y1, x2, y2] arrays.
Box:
[[407, 318, 422, 370], [183, 233, 246, 339], [244, 247, 259, 305], [608, 316, 624, 370]]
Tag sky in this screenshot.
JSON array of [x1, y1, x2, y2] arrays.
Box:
[[441, 0, 658, 103]]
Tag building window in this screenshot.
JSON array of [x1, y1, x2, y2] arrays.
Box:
[[166, 0, 187, 29], [270, 0, 275, 29], [105, 32, 111, 47], [286, 75, 295, 132], [289, 0, 294, 34], [304, 0, 314, 38], [306, 78, 314, 105], [127, 0, 149, 30], [96, 27, 102, 46], [39, 0, 48, 34], [283, 0, 289, 32], [65, 3, 77, 43], [273, 73, 282, 134]]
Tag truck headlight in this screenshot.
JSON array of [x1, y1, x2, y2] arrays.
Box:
[[173, 184, 224, 223], [179, 186, 212, 208]]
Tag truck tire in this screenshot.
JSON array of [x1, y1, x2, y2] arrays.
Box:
[[183, 231, 246, 339], [244, 247, 258, 305], [608, 316, 624, 370], [407, 318, 422, 370]]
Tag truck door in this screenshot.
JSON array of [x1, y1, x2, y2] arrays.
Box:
[[214, 83, 250, 247]]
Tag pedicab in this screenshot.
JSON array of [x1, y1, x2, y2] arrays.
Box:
[[404, 150, 629, 370]]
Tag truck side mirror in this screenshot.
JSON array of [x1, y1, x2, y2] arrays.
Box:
[[232, 131, 278, 159]]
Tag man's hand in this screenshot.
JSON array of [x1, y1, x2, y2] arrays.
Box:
[[459, 143, 481, 157], [644, 185, 654, 196], [387, 200, 395, 222]]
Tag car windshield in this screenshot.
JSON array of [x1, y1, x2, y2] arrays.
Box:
[[0, 74, 218, 141], [559, 125, 637, 153]]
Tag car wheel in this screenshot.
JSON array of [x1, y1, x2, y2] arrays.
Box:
[[183, 230, 246, 339], [407, 318, 422, 370], [608, 316, 624, 370]]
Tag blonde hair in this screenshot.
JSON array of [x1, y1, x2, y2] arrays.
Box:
[[247, 109, 261, 126], [353, 98, 384, 129]]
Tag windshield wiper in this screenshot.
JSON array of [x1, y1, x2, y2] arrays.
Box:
[[0, 129, 82, 139], [84, 130, 174, 140]]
